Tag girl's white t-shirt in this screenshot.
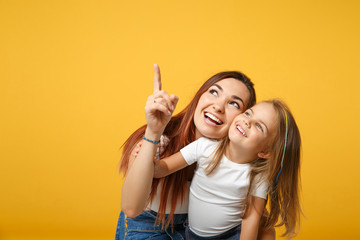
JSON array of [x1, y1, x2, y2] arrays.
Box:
[[180, 137, 268, 237]]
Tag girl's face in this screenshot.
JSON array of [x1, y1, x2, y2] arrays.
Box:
[[194, 78, 251, 140], [228, 102, 278, 159]]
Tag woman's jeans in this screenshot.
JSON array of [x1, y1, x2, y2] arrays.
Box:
[[115, 210, 187, 240], [185, 225, 241, 240]]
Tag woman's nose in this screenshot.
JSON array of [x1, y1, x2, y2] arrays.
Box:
[[212, 99, 225, 113]]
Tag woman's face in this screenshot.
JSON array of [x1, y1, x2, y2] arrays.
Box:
[[194, 78, 251, 140]]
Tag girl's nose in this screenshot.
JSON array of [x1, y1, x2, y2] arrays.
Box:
[[243, 118, 250, 128]]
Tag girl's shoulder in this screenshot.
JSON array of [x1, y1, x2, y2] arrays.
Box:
[[181, 137, 219, 157], [196, 137, 219, 145], [195, 137, 221, 154]]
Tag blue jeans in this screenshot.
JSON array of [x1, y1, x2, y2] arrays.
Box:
[[115, 210, 187, 240], [185, 225, 241, 240]]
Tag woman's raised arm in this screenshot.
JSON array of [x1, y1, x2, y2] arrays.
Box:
[[121, 64, 178, 217]]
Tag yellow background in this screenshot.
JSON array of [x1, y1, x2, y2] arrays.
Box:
[[1, 0, 359, 239]]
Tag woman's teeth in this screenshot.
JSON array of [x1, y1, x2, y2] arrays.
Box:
[[205, 112, 223, 125]]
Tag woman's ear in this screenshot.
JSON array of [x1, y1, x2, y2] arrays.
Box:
[[257, 149, 272, 159]]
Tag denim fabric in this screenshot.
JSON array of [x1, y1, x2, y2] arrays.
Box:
[[185, 224, 241, 240], [115, 210, 187, 240]]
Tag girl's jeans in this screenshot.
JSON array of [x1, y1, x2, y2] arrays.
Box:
[[185, 225, 241, 240], [115, 210, 187, 240]]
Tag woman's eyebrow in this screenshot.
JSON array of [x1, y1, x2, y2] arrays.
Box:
[[214, 84, 244, 106], [232, 95, 244, 106], [214, 84, 223, 91]]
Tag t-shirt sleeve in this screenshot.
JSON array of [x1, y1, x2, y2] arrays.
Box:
[[180, 137, 211, 165], [251, 176, 269, 200], [180, 139, 200, 165]]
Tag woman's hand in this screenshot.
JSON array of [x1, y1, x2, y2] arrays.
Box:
[[145, 64, 178, 137]]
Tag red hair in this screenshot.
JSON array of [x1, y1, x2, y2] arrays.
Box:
[[120, 71, 256, 227]]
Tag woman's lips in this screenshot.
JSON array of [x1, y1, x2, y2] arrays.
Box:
[[204, 112, 223, 126]]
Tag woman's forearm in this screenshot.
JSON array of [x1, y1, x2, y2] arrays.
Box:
[[120, 129, 161, 217], [121, 64, 178, 217]]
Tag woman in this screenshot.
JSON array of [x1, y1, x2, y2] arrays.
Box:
[[116, 64, 273, 239]]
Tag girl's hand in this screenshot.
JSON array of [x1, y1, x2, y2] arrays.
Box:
[[133, 135, 170, 158], [145, 64, 178, 136]]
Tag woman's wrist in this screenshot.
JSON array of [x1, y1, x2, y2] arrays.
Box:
[[144, 128, 163, 144], [142, 135, 160, 144]]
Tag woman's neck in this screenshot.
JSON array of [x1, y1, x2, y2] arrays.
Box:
[[194, 129, 202, 140], [225, 142, 256, 164]]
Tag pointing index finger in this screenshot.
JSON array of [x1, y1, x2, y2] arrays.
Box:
[[153, 63, 162, 92]]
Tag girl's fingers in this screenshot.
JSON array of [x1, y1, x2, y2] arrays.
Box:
[[133, 141, 143, 158]]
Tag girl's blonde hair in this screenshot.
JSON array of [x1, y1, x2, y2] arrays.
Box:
[[205, 99, 302, 238]]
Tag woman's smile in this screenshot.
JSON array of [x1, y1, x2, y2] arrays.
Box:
[[193, 78, 251, 139], [204, 112, 223, 126]]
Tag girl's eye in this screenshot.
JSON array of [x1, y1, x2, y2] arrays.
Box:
[[209, 89, 218, 96], [230, 102, 240, 109], [256, 123, 264, 132], [244, 111, 250, 117]]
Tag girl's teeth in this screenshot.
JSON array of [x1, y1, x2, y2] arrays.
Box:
[[236, 126, 247, 137]]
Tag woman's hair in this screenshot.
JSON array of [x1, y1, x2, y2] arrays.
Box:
[[119, 71, 256, 227], [206, 99, 302, 238]]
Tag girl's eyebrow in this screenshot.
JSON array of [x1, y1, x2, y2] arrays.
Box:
[[214, 84, 244, 106], [249, 109, 268, 132]]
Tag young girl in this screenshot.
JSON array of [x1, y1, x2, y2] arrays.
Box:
[[144, 99, 301, 239]]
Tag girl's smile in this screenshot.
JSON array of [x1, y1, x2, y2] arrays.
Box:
[[236, 124, 247, 137], [228, 102, 279, 162]]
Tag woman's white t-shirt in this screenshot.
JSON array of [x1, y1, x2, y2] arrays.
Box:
[[147, 181, 189, 214], [147, 135, 189, 214], [180, 137, 268, 237]]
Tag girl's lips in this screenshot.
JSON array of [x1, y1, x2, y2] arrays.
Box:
[[204, 112, 223, 126], [236, 124, 247, 137]]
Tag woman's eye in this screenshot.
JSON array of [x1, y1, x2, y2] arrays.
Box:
[[230, 102, 240, 109], [209, 89, 218, 96]]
